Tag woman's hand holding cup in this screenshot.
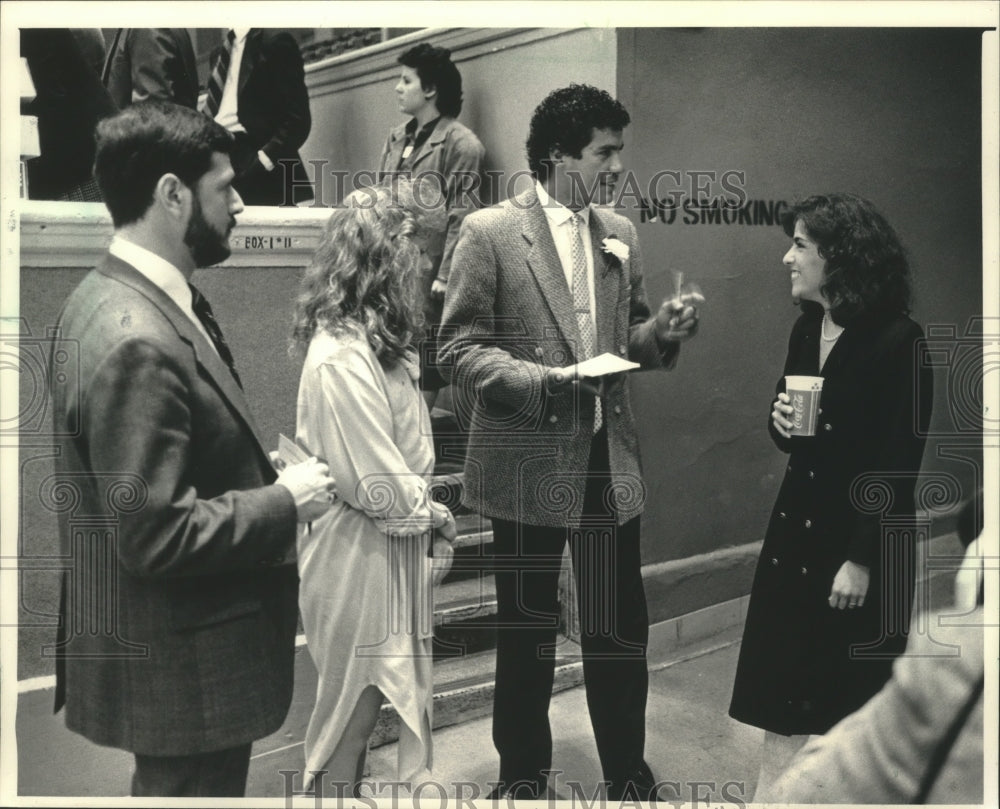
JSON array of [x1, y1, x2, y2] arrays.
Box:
[[772, 392, 795, 438]]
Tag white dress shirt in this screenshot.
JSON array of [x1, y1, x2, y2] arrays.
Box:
[[108, 236, 217, 353], [214, 28, 273, 170], [215, 27, 249, 134], [535, 181, 597, 335]]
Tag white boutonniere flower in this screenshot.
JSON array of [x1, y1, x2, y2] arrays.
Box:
[[601, 236, 629, 263]]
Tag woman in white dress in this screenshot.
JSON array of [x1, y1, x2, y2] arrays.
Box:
[[291, 182, 455, 796]]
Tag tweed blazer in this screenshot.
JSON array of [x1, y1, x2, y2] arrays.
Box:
[[378, 116, 485, 284], [438, 186, 678, 527], [49, 255, 299, 755]]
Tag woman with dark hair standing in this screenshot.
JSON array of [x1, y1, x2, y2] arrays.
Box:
[[292, 182, 454, 795], [729, 193, 934, 796], [378, 43, 485, 407]]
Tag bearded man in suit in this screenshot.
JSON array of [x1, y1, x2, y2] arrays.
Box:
[[48, 100, 335, 797], [439, 83, 703, 801], [204, 28, 313, 206]]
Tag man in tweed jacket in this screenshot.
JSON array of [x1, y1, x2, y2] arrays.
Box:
[[438, 84, 702, 800], [48, 102, 334, 797]]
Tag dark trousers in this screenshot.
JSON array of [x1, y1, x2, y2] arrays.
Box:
[[131, 743, 252, 797], [491, 428, 649, 790]]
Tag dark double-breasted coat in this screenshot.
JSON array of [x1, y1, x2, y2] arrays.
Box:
[[729, 307, 933, 734]]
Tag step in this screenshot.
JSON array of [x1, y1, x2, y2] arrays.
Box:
[[370, 642, 587, 747], [434, 574, 497, 627], [451, 512, 493, 550]]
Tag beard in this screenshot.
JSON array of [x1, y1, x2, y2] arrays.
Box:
[[184, 194, 232, 268]]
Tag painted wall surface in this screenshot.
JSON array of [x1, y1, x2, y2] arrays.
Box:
[[615, 28, 983, 559]]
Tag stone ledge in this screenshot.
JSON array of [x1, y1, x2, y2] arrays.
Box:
[[18, 200, 331, 270], [304, 28, 578, 97]]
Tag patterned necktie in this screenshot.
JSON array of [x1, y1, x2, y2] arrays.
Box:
[[570, 213, 602, 431], [203, 29, 235, 118], [189, 284, 242, 389]]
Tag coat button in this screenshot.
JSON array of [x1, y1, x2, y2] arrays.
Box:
[[787, 463, 793, 472], [549, 414, 558, 423], [824, 423, 833, 432], [535, 347, 544, 357], [614, 405, 622, 415], [818, 407, 823, 415], [770, 557, 779, 566], [778, 511, 787, 519], [804, 519, 812, 528], [808, 471, 815, 479], [618, 345, 627, 355], [800, 566, 808, 575]]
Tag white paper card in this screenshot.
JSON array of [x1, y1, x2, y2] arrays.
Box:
[[573, 352, 641, 378], [278, 433, 310, 466]]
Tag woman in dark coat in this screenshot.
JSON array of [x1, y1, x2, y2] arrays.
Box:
[[729, 193, 933, 795]]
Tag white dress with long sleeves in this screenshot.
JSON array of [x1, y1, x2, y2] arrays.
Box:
[[296, 328, 436, 784]]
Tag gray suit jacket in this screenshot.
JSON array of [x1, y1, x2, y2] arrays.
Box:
[[50, 255, 298, 755], [438, 186, 678, 527]]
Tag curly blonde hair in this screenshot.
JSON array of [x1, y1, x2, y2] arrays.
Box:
[[292, 181, 441, 366]]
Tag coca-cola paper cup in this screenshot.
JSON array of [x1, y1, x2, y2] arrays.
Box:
[[785, 375, 824, 436]]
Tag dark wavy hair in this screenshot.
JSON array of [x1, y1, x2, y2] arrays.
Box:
[[292, 180, 445, 366], [781, 193, 912, 324], [95, 100, 233, 228], [526, 83, 630, 182], [399, 43, 463, 118]]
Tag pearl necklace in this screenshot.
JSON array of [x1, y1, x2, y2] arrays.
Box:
[[821, 312, 845, 342]]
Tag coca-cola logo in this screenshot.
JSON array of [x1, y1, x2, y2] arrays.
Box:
[[791, 392, 805, 429]]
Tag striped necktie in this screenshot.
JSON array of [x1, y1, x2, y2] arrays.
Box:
[[101, 28, 124, 86], [189, 284, 242, 389], [570, 213, 602, 431], [203, 29, 235, 118]]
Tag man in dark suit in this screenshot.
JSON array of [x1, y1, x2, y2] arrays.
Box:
[[205, 28, 313, 206], [103, 28, 199, 109], [439, 84, 703, 800], [48, 100, 335, 797]]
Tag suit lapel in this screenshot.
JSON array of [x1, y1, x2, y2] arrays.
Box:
[[238, 29, 262, 95], [101, 28, 124, 85], [97, 256, 271, 458], [381, 123, 407, 173], [519, 190, 580, 355], [588, 209, 621, 355]]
